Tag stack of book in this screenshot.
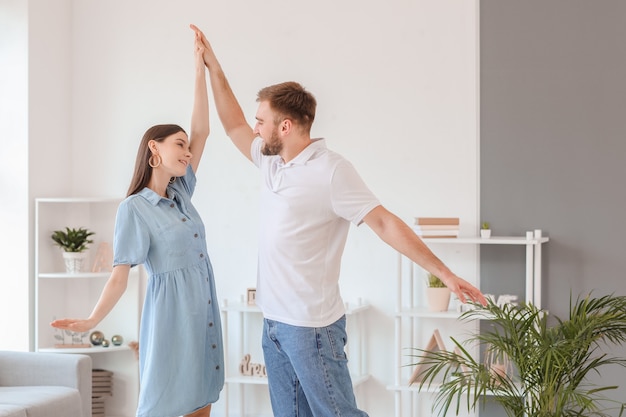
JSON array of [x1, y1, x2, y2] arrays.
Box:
[[414, 217, 459, 238], [92, 369, 113, 417]]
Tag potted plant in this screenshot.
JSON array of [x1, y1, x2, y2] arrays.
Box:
[[51, 227, 95, 273], [426, 273, 451, 312], [480, 221, 491, 238], [409, 293, 626, 417]]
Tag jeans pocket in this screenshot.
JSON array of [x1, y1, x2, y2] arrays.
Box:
[[324, 317, 348, 361]]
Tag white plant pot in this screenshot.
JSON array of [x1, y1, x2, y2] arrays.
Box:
[[426, 287, 451, 312], [481, 229, 492, 238], [63, 252, 88, 273]]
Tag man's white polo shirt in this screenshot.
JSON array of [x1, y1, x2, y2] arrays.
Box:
[[251, 137, 380, 327]]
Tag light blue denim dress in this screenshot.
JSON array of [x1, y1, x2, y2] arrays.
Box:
[[113, 165, 224, 417]]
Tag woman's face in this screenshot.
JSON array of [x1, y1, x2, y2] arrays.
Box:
[[152, 132, 192, 177]]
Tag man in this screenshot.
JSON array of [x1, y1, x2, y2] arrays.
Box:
[[191, 25, 485, 417]]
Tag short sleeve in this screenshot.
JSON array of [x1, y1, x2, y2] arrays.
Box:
[[330, 159, 380, 225], [113, 199, 150, 267], [170, 164, 196, 198]]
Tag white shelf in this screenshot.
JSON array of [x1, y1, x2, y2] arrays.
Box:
[[390, 230, 549, 417], [222, 300, 370, 315], [396, 308, 462, 319], [387, 382, 517, 397], [39, 272, 111, 279], [35, 197, 140, 417], [387, 383, 439, 393], [225, 375, 269, 385], [35, 197, 121, 203], [38, 345, 130, 354], [421, 235, 549, 245]]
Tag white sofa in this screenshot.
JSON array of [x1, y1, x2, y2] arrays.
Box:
[[0, 351, 91, 417]]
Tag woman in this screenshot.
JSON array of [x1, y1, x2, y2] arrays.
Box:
[[51, 25, 223, 417]]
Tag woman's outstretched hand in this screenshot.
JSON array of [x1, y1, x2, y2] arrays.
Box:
[[191, 24, 205, 67], [50, 318, 95, 333]]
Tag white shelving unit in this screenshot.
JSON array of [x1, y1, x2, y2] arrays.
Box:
[[220, 299, 370, 417], [387, 231, 549, 417], [35, 198, 144, 417]]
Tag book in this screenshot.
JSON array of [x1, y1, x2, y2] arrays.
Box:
[[414, 228, 459, 237], [414, 224, 460, 230], [415, 217, 460, 226]]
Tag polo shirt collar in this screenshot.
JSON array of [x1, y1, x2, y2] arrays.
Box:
[[284, 138, 326, 166]]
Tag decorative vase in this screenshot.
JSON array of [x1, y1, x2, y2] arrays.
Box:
[[63, 252, 88, 273], [480, 229, 492, 238], [426, 287, 451, 312], [485, 348, 511, 386]]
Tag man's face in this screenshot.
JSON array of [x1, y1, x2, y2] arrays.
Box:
[[255, 101, 283, 156]]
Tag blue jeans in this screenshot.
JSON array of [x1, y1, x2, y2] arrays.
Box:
[[262, 316, 369, 417]]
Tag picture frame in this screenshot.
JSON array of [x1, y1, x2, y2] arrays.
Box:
[[246, 288, 256, 305]]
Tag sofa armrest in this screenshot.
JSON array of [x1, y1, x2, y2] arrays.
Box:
[[0, 351, 92, 417]]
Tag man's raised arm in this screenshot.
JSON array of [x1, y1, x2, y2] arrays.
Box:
[[190, 24, 256, 161]]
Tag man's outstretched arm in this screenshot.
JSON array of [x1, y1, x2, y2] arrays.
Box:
[[190, 24, 256, 161], [363, 205, 487, 306]]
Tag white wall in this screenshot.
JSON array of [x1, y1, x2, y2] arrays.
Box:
[[18, 0, 479, 415], [0, 0, 29, 352]]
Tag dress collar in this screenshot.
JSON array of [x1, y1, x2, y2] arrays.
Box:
[[137, 187, 172, 206]]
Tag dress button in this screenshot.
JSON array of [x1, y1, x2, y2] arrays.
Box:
[[208, 299, 211, 304], [215, 365, 220, 370], [200, 253, 204, 258], [182, 218, 187, 222], [170, 203, 175, 208], [212, 344, 216, 349], [194, 233, 198, 238], [208, 322, 213, 327]]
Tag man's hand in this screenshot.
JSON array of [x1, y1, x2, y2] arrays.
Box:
[[442, 274, 487, 306]]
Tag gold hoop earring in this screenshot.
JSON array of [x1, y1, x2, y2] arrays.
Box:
[[148, 154, 161, 168], [169, 177, 176, 184]]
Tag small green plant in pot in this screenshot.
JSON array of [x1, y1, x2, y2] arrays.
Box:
[[428, 273, 447, 288], [480, 221, 491, 238], [51, 227, 95, 273], [426, 273, 450, 312]]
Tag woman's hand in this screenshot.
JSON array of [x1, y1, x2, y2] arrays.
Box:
[[50, 317, 97, 333], [192, 26, 205, 70]]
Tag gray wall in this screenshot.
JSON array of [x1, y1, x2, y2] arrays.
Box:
[[480, 0, 626, 415]]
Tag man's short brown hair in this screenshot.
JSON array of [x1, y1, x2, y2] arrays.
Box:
[[257, 82, 316, 133]]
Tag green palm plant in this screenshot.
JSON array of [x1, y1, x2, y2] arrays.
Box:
[[409, 294, 626, 417]]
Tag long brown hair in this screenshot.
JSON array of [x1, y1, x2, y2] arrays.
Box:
[[126, 124, 186, 197]]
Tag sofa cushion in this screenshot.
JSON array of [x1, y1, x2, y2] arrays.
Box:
[[0, 386, 82, 417], [0, 404, 26, 417]]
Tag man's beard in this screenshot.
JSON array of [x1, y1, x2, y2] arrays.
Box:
[[261, 128, 283, 156]]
